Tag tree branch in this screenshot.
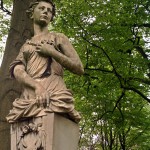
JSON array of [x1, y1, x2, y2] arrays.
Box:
[[0, 0, 11, 15], [134, 46, 149, 59], [134, 23, 150, 28], [128, 77, 150, 85], [112, 90, 125, 113], [85, 67, 113, 73], [124, 86, 150, 103]]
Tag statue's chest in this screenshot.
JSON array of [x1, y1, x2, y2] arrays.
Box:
[[23, 34, 57, 59]]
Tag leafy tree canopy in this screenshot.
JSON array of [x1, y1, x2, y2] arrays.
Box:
[[0, 0, 150, 149]]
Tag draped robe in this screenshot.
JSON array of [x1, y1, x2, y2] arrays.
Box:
[[6, 32, 80, 123]]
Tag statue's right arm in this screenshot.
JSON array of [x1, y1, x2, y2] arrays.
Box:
[[13, 64, 38, 90], [13, 64, 49, 105]]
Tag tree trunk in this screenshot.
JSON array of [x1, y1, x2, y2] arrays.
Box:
[[0, 0, 33, 149]]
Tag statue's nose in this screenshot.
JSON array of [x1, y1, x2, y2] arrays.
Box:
[[43, 8, 48, 14]]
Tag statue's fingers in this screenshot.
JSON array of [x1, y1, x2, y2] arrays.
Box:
[[46, 94, 50, 108], [41, 40, 46, 44], [36, 46, 41, 50], [42, 94, 47, 108], [39, 96, 44, 108], [36, 96, 40, 107]]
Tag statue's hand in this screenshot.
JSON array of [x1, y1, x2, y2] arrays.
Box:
[[35, 83, 50, 108], [36, 41, 56, 56]]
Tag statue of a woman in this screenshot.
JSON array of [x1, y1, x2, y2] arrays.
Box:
[[6, 0, 84, 123]]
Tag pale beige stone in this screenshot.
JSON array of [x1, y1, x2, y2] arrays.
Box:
[[11, 113, 79, 150], [7, 1, 83, 149], [6, 0, 84, 124]]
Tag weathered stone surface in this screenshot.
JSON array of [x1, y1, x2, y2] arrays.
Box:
[[4, 1, 83, 149], [6, 0, 83, 124], [11, 113, 79, 150]]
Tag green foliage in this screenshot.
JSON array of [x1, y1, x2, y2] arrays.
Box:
[[0, 0, 11, 59], [53, 0, 150, 149], [1, 0, 150, 149]]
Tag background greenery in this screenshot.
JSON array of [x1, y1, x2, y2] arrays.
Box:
[[0, 0, 150, 149]]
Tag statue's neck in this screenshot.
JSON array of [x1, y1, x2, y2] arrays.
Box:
[[33, 23, 49, 36]]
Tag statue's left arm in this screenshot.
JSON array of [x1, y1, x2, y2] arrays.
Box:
[[36, 33, 84, 75]]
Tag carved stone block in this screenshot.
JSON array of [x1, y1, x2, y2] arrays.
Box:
[[11, 113, 79, 150]]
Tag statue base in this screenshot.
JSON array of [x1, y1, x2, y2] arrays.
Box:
[[11, 113, 79, 150]]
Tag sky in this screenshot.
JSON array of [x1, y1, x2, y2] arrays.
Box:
[[0, 34, 8, 66], [0, 53, 3, 66]]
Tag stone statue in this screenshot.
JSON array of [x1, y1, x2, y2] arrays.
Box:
[[6, 0, 84, 124]]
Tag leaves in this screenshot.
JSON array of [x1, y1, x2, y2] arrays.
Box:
[[0, 0, 150, 149], [52, 0, 150, 149]]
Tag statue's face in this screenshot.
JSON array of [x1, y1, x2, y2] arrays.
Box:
[[32, 1, 53, 26]]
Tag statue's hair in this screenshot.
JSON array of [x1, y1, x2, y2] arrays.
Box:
[[26, 0, 55, 21]]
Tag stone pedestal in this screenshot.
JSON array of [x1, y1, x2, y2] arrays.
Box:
[[11, 113, 79, 150]]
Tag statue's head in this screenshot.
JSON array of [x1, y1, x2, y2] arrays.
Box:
[[26, 0, 55, 22]]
